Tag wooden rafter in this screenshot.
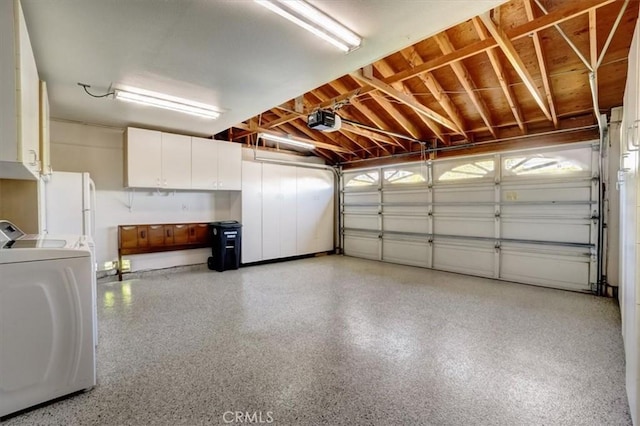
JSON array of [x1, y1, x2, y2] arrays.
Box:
[[304, 89, 394, 155], [340, 123, 398, 146], [323, 81, 409, 151], [400, 46, 468, 138], [471, 17, 525, 134], [352, 69, 460, 136], [523, 0, 559, 128], [478, 12, 552, 122], [279, 120, 351, 161], [372, 59, 447, 143], [434, 32, 496, 138], [234, 122, 351, 154]]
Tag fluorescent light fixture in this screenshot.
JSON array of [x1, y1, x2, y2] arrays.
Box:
[[258, 132, 315, 150], [254, 0, 361, 53], [115, 87, 221, 119]]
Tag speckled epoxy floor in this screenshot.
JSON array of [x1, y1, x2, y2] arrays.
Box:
[[4, 256, 631, 425]]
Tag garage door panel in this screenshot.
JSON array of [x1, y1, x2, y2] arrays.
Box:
[[501, 204, 591, 218], [434, 216, 494, 238], [383, 215, 429, 234], [502, 218, 591, 243], [344, 235, 379, 260], [433, 241, 495, 277], [500, 246, 591, 291], [344, 192, 379, 204], [383, 238, 430, 268], [433, 205, 494, 216], [344, 214, 378, 230], [501, 185, 591, 203], [383, 190, 429, 204], [433, 186, 494, 203]]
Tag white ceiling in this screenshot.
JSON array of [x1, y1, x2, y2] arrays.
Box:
[[21, 0, 505, 138]]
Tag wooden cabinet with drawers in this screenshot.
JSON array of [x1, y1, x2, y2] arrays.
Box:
[[117, 222, 211, 280]]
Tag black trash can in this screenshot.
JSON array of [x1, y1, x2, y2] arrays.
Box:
[[207, 221, 242, 272]]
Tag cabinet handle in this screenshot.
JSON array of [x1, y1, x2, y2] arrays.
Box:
[[140, 230, 146, 238], [190, 228, 195, 236], [166, 229, 171, 237]]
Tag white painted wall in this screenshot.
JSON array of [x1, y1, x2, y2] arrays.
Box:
[[50, 120, 239, 273]]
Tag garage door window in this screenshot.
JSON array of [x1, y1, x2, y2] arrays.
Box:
[[435, 159, 495, 182], [344, 171, 379, 188], [383, 165, 427, 185], [502, 148, 591, 177]]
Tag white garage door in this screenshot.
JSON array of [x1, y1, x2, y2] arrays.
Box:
[[341, 142, 599, 292]]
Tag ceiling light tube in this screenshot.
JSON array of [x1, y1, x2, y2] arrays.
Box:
[[258, 132, 315, 150], [115, 89, 221, 119], [254, 0, 361, 52]]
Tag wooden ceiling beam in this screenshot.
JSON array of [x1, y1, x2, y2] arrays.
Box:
[[387, 0, 616, 85], [478, 12, 552, 122], [371, 60, 448, 144], [279, 121, 351, 161], [434, 32, 497, 138], [305, 89, 392, 155], [234, 122, 352, 154], [471, 17, 525, 134], [401, 47, 468, 139], [340, 123, 399, 146], [322, 81, 408, 152], [352, 69, 460, 137], [523, 0, 559, 128]]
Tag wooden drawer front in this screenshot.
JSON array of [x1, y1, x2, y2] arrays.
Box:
[[120, 226, 138, 248], [148, 225, 165, 247], [173, 224, 189, 244], [137, 226, 148, 247], [164, 225, 174, 245], [189, 223, 209, 244]]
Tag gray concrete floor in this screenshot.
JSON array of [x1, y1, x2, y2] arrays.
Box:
[[5, 256, 631, 425]]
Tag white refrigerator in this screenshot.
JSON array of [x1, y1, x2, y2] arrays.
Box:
[[42, 171, 95, 236]]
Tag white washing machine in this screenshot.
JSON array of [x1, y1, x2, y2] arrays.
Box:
[[0, 220, 97, 418]]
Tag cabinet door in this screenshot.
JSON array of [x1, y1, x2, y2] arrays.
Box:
[[242, 161, 263, 263], [125, 128, 162, 188], [192, 223, 209, 244], [217, 141, 241, 190], [261, 163, 280, 260], [120, 226, 138, 249], [173, 224, 189, 244], [163, 225, 174, 245], [296, 168, 334, 254], [191, 137, 218, 190], [147, 225, 165, 247], [18, 3, 40, 176], [137, 226, 148, 247], [161, 133, 191, 189], [279, 165, 298, 258]]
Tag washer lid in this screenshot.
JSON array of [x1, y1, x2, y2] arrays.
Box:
[[3, 239, 67, 249], [0, 246, 91, 264]]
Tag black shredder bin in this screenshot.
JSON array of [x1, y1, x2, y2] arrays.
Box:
[[207, 221, 242, 272]]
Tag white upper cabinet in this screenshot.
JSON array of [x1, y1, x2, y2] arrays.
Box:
[[124, 128, 162, 188], [161, 132, 191, 189], [0, 0, 40, 180], [191, 137, 241, 191], [217, 141, 241, 190], [125, 128, 241, 190], [191, 137, 219, 190]]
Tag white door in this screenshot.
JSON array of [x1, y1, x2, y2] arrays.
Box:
[[296, 167, 334, 254], [241, 161, 263, 263]]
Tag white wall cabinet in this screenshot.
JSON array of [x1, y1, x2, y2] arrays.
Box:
[[191, 137, 241, 190], [0, 0, 41, 180], [125, 128, 240, 190], [241, 161, 334, 264], [161, 133, 191, 189]]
